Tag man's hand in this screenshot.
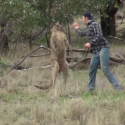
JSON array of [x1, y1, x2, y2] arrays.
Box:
[[73, 22, 79, 30], [84, 43, 91, 48]]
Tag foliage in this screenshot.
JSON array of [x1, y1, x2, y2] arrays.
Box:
[[0, 58, 8, 75], [30, 0, 120, 27], [0, 0, 39, 32], [0, 0, 122, 31], [0, 0, 123, 48]]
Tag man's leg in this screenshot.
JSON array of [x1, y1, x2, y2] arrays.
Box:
[[88, 53, 100, 90], [100, 48, 121, 89]]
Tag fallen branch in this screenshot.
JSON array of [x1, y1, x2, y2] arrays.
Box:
[[3, 55, 125, 73], [6, 64, 51, 71], [22, 48, 88, 58], [67, 56, 125, 64], [29, 53, 50, 57], [18, 65, 51, 71], [120, 52, 125, 59], [70, 58, 91, 69], [67, 56, 125, 70], [20, 46, 51, 59], [66, 57, 80, 62], [117, 28, 125, 33], [2, 45, 125, 75], [67, 48, 89, 53], [2, 45, 51, 76], [110, 56, 125, 63], [7, 65, 30, 70], [107, 36, 125, 43]]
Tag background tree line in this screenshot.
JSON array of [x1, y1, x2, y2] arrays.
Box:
[[0, 0, 124, 53]]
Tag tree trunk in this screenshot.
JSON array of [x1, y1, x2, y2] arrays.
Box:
[[45, 33, 50, 48], [66, 17, 71, 56], [101, 16, 116, 37], [100, 3, 119, 37], [100, 17, 110, 37], [29, 35, 33, 50], [109, 16, 116, 36], [0, 25, 9, 53]]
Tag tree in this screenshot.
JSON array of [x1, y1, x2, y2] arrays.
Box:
[[34, 0, 124, 37], [100, 0, 124, 36], [0, 0, 124, 54], [67, 0, 124, 36], [0, 0, 39, 53]]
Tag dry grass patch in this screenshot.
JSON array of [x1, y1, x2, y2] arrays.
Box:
[[117, 101, 125, 125], [0, 41, 125, 125]]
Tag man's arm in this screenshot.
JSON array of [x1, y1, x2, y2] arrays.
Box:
[[76, 28, 88, 36], [73, 22, 87, 36]]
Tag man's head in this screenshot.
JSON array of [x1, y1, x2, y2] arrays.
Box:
[[82, 11, 94, 24]]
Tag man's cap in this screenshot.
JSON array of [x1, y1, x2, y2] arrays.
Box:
[[83, 11, 94, 20]]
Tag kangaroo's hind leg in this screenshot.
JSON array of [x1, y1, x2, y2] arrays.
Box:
[[62, 61, 69, 90], [51, 59, 59, 88]]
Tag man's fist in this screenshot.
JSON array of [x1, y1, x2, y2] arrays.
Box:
[[85, 43, 91, 48], [73, 22, 79, 29]]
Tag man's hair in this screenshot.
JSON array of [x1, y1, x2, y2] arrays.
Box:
[[83, 11, 94, 20]]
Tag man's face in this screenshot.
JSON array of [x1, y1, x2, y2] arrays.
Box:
[[82, 16, 88, 25]]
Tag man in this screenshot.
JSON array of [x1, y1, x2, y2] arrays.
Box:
[[73, 11, 121, 91]]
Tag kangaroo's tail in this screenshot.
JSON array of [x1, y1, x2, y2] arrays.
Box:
[[34, 81, 53, 90]]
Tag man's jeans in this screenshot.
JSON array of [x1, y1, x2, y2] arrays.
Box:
[[88, 48, 121, 90]]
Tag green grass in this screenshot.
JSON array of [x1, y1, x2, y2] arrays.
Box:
[[0, 40, 125, 124], [1, 87, 124, 105], [82, 90, 125, 104], [0, 89, 48, 104]]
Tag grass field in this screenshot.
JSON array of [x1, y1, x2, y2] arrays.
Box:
[[0, 41, 125, 125], [0, 11, 125, 124]]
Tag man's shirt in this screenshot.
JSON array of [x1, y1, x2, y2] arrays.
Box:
[[76, 20, 109, 54]]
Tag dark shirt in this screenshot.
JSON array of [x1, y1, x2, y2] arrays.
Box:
[[76, 20, 109, 54]]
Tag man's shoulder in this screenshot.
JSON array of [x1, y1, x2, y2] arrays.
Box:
[[88, 21, 97, 27], [91, 21, 99, 26], [90, 21, 101, 29]]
